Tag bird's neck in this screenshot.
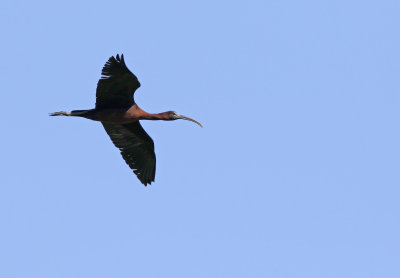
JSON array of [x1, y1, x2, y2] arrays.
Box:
[[139, 111, 169, 121], [127, 105, 170, 121]]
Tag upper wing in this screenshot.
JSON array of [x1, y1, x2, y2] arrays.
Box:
[[96, 54, 141, 109], [102, 121, 156, 186]]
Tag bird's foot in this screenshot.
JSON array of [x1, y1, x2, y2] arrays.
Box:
[[49, 111, 70, 116]]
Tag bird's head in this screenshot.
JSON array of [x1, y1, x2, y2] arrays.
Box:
[[167, 111, 203, 127]]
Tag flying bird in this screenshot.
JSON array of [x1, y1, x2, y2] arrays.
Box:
[[50, 54, 202, 186]]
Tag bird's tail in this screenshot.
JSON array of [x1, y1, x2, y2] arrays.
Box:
[[49, 110, 90, 117]]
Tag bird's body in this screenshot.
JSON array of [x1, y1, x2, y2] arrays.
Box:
[[59, 105, 170, 124], [50, 54, 202, 186]]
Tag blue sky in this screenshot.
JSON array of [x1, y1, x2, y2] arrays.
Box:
[[1, 0, 399, 277]]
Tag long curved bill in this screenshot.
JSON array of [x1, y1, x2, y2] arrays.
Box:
[[177, 114, 203, 128]]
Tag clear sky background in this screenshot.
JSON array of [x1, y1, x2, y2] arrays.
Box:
[[1, 0, 399, 277]]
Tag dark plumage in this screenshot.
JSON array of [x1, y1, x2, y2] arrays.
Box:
[[50, 54, 202, 186], [96, 55, 140, 109], [102, 122, 156, 185]]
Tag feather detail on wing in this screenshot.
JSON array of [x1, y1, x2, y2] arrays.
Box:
[[96, 54, 141, 109], [102, 121, 156, 185]]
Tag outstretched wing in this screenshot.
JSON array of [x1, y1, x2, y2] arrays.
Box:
[[96, 54, 141, 109], [102, 122, 156, 186]]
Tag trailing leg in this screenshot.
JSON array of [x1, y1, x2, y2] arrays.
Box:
[[49, 111, 71, 116], [49, 110, 90, 117]]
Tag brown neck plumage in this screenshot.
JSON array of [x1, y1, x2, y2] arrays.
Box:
[[139, 111, 170, 121], [127, 105, 170, 121]]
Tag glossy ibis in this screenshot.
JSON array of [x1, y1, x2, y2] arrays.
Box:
[[50, 54, 202, 185]]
